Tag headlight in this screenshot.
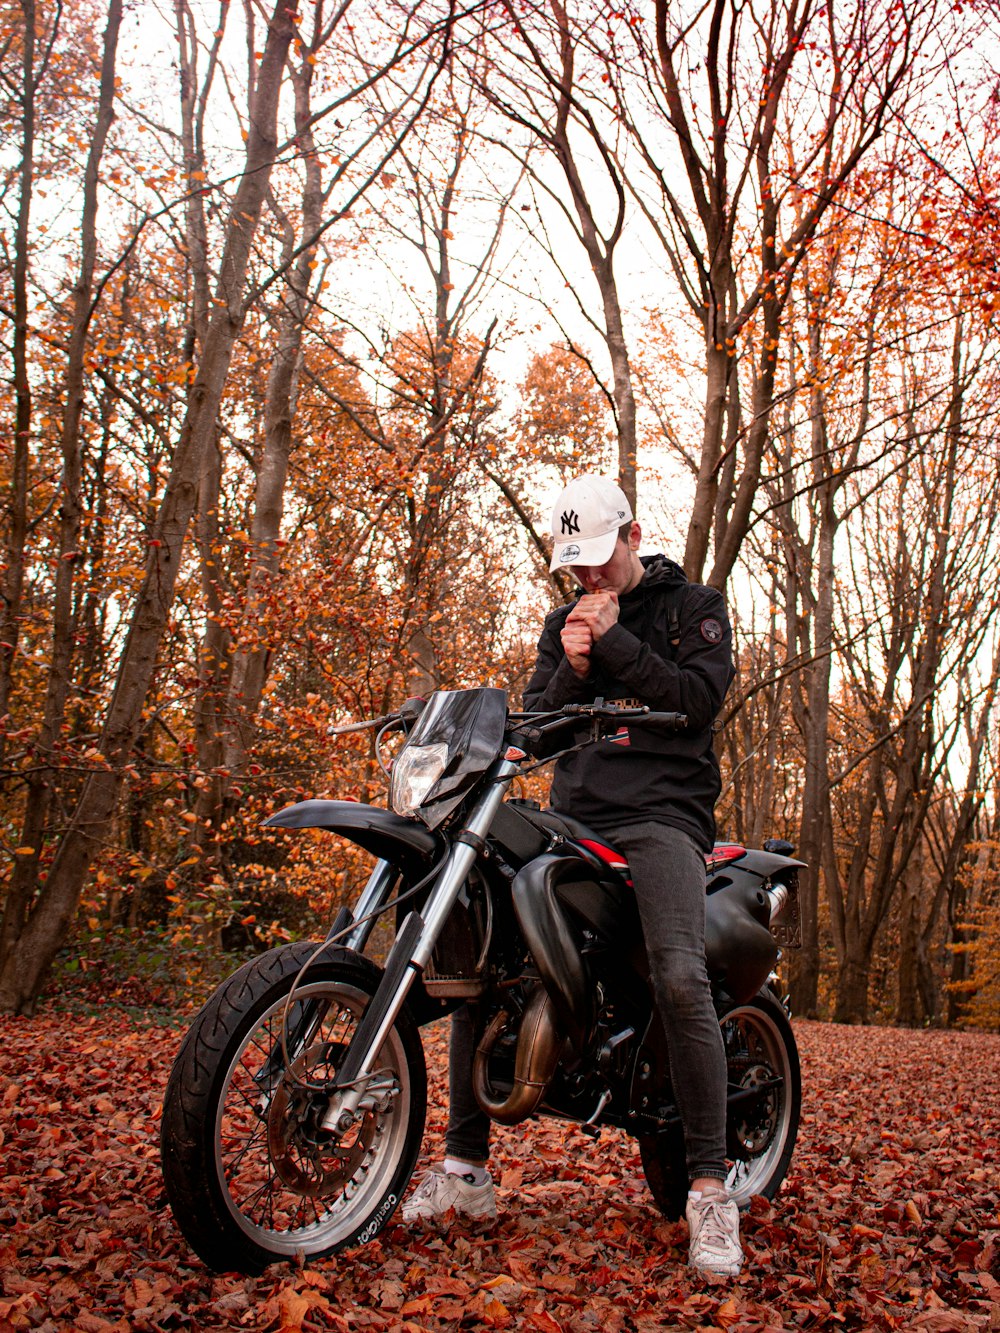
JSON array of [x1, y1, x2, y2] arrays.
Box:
[[390, 743, 449, 818]]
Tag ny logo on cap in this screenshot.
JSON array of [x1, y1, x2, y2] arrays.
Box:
[[560, 509, 580, 535]]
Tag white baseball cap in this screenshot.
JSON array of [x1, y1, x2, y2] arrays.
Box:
[[549, 474, 634, 571]]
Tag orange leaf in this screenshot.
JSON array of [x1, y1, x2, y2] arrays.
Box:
[[278, 1288, 311, 1331], [483, 1296, 510, 1326], [541, 1273, 576, 1294], [527, 1307, 563, 1333], [400, 1297, 433, 1316], [715, 1297, 741, 1328]]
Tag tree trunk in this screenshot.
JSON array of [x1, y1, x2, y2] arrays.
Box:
[[707, 211, 781, 589], [896, 849, 922, 1027], [0, 0, 299, 1014], [553, 105, 637, 506], [179, 0, 233, 855], [789, 487, 836, 1017], [0, 0, 38, 732], [217, 54, 324, 815], [685, 339, 730, 583], [834, 952, 870, 1025], [191, 431, 231, 857], [0, 0, 122, 963]]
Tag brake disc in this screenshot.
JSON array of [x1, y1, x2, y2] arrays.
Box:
[[267, 1043, 376, 1198]]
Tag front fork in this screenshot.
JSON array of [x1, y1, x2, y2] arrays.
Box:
[[342, 858, 397, 952], [319, 759, 518, 1133]]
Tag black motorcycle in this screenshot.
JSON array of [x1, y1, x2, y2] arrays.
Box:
[[160, 687, 803, 1273]]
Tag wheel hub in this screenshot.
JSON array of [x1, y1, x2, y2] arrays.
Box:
[[733, 1061, 777, 1156], [267, 1043, 376, 1198]]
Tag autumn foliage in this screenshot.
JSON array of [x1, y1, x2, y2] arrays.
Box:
[[2, 1011, 998, 1329], [1, 0, 1000, 1026]]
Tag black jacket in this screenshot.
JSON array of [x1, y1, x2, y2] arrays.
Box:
[[521, 554, 734, 850]]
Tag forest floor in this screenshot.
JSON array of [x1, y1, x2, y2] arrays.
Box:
[[1, 1011, 998, 1332]]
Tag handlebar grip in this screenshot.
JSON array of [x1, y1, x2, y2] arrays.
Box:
[[630, 711, 688, 732]]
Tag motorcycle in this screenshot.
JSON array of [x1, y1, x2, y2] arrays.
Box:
[[160, 687, 803, 1274]]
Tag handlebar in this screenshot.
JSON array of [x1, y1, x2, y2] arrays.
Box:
[[510, 702, 687, 727], [508, 700, 688, 758], [328, 696, 686, 758]]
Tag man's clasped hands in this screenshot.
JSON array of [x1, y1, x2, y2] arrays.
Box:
[[560, 590, 620, 678]]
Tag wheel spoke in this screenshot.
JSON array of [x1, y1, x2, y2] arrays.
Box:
[[719, 999, 798, 1205], [237, 1162, 280, 1229], [230, 1073, 268, 1116], [222, 1117, 269, 1177], [206, 973, 419, 1254]]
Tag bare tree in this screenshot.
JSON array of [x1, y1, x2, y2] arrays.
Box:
[[0, 0, 299, 1012], [473, 0, 640, 507], [0, 0, 124, 976], [476, 0, 951, 588], [297, 50, 514, 700], [824, 320, 1000, 1021]]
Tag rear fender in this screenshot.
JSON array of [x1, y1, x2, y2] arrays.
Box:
[[709, 849, 805, 884]]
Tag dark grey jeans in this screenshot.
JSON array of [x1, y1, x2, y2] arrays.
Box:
[[445, 821, 728, 1183]]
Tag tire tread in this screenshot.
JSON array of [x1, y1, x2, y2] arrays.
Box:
[[160, 943, 425, 1273], [639, 989, 800, 1220]]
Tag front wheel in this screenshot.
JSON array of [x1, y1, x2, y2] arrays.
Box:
[[160, 943, 426, 1273], [639, 989, 801, 1218]]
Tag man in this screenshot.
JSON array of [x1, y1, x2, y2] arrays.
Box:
[[403, 475, 741, 1278]]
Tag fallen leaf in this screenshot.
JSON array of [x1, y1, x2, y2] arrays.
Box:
[[277, 1287, 311, 1331], [527, 1306, 564, 1333]]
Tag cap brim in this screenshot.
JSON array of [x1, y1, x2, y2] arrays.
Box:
[[549, 528, 620, 572]]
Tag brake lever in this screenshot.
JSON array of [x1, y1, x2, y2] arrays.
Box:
[[329, 714, 398, 736], [329, 696, 426, 738]]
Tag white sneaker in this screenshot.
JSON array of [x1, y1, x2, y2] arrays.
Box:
[[686, 1188, 743, 1278], [401, 1167, 497, 1223]]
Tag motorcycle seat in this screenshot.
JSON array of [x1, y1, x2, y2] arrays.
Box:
[[507, 803, 742, 880]]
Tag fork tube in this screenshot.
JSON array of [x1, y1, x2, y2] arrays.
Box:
[[411, 760, 517, 968], [344, 859, 397, 951], [320, 760, 518, 1129]]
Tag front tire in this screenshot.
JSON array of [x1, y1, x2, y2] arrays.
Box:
[[160, 943, 426, 1273], [640, 989, 800, 1218]]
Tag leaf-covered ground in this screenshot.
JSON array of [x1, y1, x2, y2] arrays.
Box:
[[1, 1012, 998, 1332]]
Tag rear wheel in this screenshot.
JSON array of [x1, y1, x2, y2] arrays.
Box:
[[160, 943, 425, 1273], [640, 989, 800, 1218]]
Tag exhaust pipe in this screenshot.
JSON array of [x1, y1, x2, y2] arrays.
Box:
[[511, 854, 596, 1052], [472, 854, 607, 1123], [472, 985, 562, 1125], [767, 883, 790, 924]]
